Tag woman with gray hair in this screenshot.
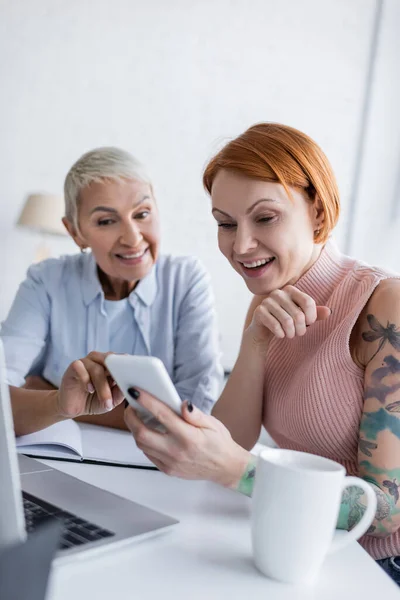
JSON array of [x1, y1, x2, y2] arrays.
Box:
[[2, 147, 223, 435]]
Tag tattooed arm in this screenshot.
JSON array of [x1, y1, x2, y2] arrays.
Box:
[[336, 279, 400, 535]]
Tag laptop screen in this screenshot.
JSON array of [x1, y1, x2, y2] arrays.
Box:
[[0, 339, 26, 549]]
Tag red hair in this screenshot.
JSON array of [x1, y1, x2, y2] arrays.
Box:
[[203, 123, 340, 243]]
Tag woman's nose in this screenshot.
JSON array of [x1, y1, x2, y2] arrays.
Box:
[[120, 221, 143, 246], [232, 225, 258, 256]]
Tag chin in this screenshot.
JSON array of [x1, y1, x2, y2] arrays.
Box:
[[249, 283, 274, 296]]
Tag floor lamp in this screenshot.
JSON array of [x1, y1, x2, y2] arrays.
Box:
[[16, 193, 68, 262]]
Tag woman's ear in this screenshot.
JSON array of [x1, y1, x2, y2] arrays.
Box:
[[62, 217, 88, 251], [313, 195, 325, 232]]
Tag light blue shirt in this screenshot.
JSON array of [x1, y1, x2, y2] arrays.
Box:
[[103, 298, 136, 353], [1, 252, 223, 413]]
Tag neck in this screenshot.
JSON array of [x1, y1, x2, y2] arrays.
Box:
[[97, 266, 138, 300], [292, 243, 323, 285]]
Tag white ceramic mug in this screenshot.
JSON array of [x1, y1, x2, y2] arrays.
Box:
[[251, 448, 377, 584]]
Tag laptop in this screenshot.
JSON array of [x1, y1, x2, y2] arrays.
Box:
[[0, 340, 178, 564]]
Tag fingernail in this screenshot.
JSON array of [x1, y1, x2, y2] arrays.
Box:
[[128, 387, 140, 400], [124, 399, 129, 409], [105, 399, 113, 411], [330, 308, 333, 314], [187, 401, 193, 413], [87, 383, 95, 393]]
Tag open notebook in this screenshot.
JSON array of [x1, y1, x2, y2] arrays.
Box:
[[15, 420, 155, 468]]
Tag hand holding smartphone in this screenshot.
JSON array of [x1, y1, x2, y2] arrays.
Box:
[[105, 355, 182, 427]]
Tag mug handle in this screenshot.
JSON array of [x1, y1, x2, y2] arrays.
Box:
[[329, 476, 377, 554]]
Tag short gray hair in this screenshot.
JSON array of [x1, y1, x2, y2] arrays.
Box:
[[64, 147, 151, 228]]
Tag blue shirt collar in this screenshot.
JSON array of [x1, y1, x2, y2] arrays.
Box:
[[81, 251, 158, 308]]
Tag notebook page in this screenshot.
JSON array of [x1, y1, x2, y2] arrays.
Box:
[[15, 420, 83, 459], [78, 423, 154, 467]]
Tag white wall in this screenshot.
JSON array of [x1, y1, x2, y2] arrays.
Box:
[[348, 0, 400, 269], [0, 0, 384, 368]]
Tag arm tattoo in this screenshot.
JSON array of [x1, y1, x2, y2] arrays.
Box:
[[361, 408, 400, 440], [354, 316, 400, 534], [337, 483, 392, 534], [236, 456, 257, 497], [375, 487, 392, 519], [360, 354, 400, 440], [341, 486, 367, 530], [382, 479, 400, 504], [355, 463, 399, 535], [359, 438, 378, 457], [364, 355, 400, 404], [362, 314, 400, 362]]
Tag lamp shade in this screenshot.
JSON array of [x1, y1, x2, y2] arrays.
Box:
[[17, 194, 67, 236]]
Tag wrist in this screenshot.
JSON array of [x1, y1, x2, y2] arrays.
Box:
[[218, 444, 255, 493], [235, 454, 257, 496], [52, 390, 70, 421], [241, 328, 271, 358]]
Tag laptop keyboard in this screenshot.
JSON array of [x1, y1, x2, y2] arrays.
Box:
[[23, 491, 115, 550]]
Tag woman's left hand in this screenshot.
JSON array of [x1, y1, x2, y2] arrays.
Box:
[[124, 393, 250, 487]]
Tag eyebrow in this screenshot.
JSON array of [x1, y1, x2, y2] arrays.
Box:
[[89, 196, 151, 215], [212, 198, 278, 218]]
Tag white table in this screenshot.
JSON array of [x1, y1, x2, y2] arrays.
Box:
[[41, 460, 399, 600]]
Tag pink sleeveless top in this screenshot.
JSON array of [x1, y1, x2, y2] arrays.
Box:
[[263, 239, 399, 559]]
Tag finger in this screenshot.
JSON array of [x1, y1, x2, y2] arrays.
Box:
[[124, 407, 173, 456], [181, 400, 215, 429], [255, 304, 285, 338], [111, 384, 124, 407], [316, 306, 332, 321], [263, 298, 296, 338], [85, 351, 116, 377], [81, 358, 114, 411], [282, 287, 317, 325], [269, 289, 307, 336], [84, 351, 109, 366], [69, 359, 95, 394], [132, 388, 187, 436], [124, 405, 145, 434]]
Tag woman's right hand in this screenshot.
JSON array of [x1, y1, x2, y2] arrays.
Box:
[[57, 351, 124, 418], [246, 285, 331, 346]]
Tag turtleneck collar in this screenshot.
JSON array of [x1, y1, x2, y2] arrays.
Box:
[[294, 238, 353, 305]]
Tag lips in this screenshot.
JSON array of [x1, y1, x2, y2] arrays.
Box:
[[115, 248, 148, 259], [114, 247, 149, 265], [238, 256, 275, 279], [241, 257, 275, 269]]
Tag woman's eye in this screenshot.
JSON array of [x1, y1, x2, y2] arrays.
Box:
[[218, 222, 236, 230], [135, 210, 150, 220], [257, 216, 274, 224], [97, 219, 115, 226]]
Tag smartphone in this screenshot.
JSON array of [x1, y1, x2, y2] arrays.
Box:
[[104, 354, 182, 425]]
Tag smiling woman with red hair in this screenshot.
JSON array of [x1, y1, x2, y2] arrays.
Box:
[[122, 122, 400, 583]]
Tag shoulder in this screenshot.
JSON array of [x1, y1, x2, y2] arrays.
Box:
[[366, 278, 400, 315], [25, 253, 84, 288], [329, 250, 400, 317], [347, 254, 398, 289], [356, 278, 400, 366]]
